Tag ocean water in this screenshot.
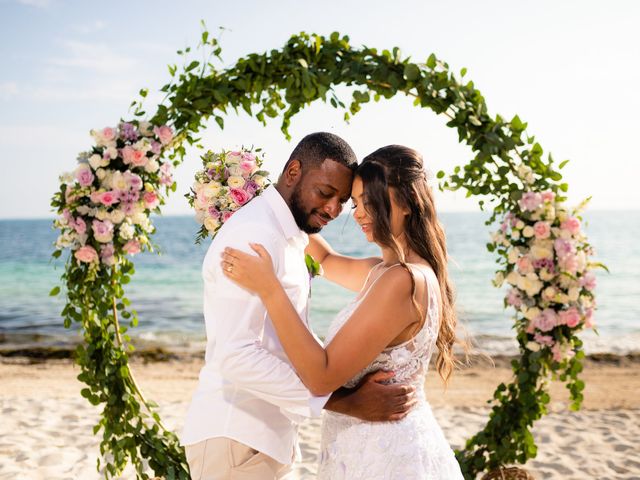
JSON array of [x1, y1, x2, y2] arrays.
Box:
[[0, 211, 638, 355]]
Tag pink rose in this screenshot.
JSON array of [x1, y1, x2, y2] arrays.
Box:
[[580, 271, 596, 291], [208, 206, 221, 219], [221, 211, 234, 223], [535, 309, 558, 332], [554, 238, 575, 259], [240, 159, 257, 174], [153, 125, 173, 146], [73, 216, 87, 235], [533, 221, 551, 239], [516, 256, 534, 275], [100, 243, 116, 266], [102, 127, 116, 142], [584, 308, 594, 329], [559, 307, 581, 328], [561, 216, 581, 236], [143, 191, 160, 210], [506, 288, 522, 308], [124, 171, 143, 190], [75, 164, 94, 187], [99, 190, 120, 207], [123, 240, 141, 255], [541, 191, 555, 203], [519, 192, 542, 212], [92, 219, 114, 243], [534, 332, 554, 347], [121, 146, 147, 167], [229, 187, 250, 206], [74, 245, 98, 263], [558, 253, 579, 275]]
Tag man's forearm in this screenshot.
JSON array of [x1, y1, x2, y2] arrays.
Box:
[[324, 387, 354, 416]]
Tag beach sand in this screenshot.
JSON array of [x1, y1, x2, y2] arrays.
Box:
[[1, 353, 639, 479]]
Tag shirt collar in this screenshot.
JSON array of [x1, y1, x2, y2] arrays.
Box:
[[262, 185, 309, 245]]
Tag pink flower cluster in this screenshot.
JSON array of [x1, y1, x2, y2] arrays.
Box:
[[187, 148, 269, 240], [494, 189, 599, 361], [53, 121, 176, 267]]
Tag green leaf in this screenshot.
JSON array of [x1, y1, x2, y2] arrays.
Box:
[[49, 286, 60, 296], [403, 63, 420, 81]]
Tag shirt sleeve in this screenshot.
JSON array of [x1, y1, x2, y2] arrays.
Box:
[[204, 222, 329, 418]]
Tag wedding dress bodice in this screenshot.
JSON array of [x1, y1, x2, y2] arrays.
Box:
[[317, 264, 464, 480]]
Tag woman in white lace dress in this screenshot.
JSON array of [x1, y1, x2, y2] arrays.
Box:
[[222, 145, 464, 479]]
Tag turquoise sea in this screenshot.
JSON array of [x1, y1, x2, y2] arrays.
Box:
[[0, 211, 638, 355]]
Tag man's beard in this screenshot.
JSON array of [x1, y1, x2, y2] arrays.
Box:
[[290, 185, 322, 234]]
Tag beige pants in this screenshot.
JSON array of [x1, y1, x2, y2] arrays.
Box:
[[185, 437, 294, 480]]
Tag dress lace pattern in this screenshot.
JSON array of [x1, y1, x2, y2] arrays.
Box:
[[317, 266, 464, 479]]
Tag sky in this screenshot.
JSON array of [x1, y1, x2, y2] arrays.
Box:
[[0, 0, 638, 219]]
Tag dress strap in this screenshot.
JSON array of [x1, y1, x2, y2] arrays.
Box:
[[355, 263, 404, 303]]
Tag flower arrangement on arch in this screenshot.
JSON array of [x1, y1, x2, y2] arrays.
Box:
[[491, 188, 599, 364], [51, 121, 176, 268], [186, 147, 270, 243]]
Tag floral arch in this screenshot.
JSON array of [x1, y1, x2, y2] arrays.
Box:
[[51, 29, 598, 479]]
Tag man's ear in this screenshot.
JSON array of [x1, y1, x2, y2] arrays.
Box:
[[283, 159, 302, 187]]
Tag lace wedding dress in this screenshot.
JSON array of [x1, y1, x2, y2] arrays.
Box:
[[318, 266, 464, 480]]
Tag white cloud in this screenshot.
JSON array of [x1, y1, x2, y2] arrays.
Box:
[[0, 82, 19, 100], [17, 0, 52, 8], [48, 40, 136, 73], [72, 20, 107, 35]]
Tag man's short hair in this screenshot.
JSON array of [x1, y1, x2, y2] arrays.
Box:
[[284, 132, 358, 174]]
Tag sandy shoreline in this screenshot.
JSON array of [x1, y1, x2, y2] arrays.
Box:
[[1, 354, 639, 479]]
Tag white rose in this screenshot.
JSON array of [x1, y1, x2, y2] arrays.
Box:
[[493, 271, 505, 287], [131, 211, 147, 225], [523, 226, 535, 238], [106, 146, 118, 160], [524, 307, 541, 321], [59, 172, 74, 184], [144, 159, 160, 173], [227, 176, 246, 188], [556, 293, 569, 304], [568, 287, 580, 302], [531, 241, 553, 260], [491, 231, 505, 243], [515, 220, 525, 230], [89, 154, 103, 170], [526, 341, 541, 352], [96, 168, 107, 181], [508, 248, 519, 264], [111, 171, 127, 191], [195, 210, 206, 225], [119, 222, 135, 240], [225, 152, 242, 165], [542, 286, 557, 302], [544, 205, 556, 221], [204, 216, 220, 232], [204, 182, 222, 198], [134, 139, 151, 154], [227, 165, 243, 177], [539, 268, 555, 281], [138, 121, 153, 136], [518, 272, 543, 297], [95, 209, 109, 220], [506, 271, 520, 286], [512, 230, 521, 240], [110, 209, 125, 225], [253, 175, 268, 187]]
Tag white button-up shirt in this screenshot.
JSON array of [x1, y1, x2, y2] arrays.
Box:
[[182, 185, 329, 465]]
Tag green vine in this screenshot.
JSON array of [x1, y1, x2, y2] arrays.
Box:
[[52, 26, 598, 479]]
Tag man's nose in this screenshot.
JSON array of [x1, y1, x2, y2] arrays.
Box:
[[323, 197, 342, 219]]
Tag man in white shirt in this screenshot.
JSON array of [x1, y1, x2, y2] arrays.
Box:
[[182, 133, 416, 479]]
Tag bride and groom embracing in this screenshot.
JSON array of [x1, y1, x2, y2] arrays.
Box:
[[182, 132, 464, 479]]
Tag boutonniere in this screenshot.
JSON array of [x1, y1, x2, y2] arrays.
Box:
[[305, 254, 323, 298], [305, 254, 323, 279]]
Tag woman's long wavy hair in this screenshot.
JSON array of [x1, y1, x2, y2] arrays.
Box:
[[357, 145, 459, 384]]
